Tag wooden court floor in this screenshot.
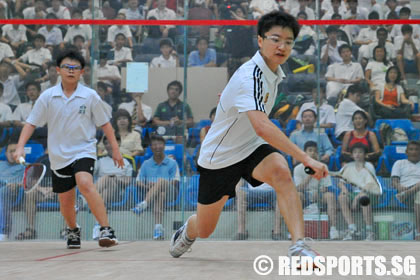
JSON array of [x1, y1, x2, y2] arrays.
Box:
[[0, 241, 419, 280]]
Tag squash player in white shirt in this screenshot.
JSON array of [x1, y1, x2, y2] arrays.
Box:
[[14, 50, 124, 249], [169, 11, 328, 263]]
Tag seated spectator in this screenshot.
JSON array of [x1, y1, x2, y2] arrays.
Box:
[[80, 62, 92, 87], [290, 109, 334, 165], [234, 180, 283, 240], [63, 9, 92, 48], [107, 11, 134, 48], [321, 26, 347, 66], [37, 13, 64, 48], [295, 85, 336, 129], [0, 29, 15, 64], [353, 11, 379, 48], [321, 0, 345, 20], [10, 81, 41, 127], [118, 0, 144, 41], [200, 107, 216, 143], [14, 150, 57, 240], [96, 82, 113, 116], [338, 143, 376, 241], [0, 83, 12, 128], [373, 66, 413, 119], [395, 24, 420, 85], [118, 92, 153, 133], [39, 62, 61, 92], [391, 140, 420, 241], [335, 84, 370, 140], [132, 135, 180, 240], [111, 109, 144, 157], [390, 7, 420, 40], [46, 0, 71, 19], [249, 0, 278, 19], [188, 37, 216, 67], [291, 11, 316, 56], [23, 0, 46, 19], [150, 38, 179, 68], [0, 141, 26, 241], [82, 0, 105, 19], [325, 44, 364, 106], [341, 110, 381, 165], [147, 0, 177, 40], [290, 0, 315, 20], [1, 16, 27, 56], [15, 34, 52, 71], [293, 141, 339, 240], [365, 45, 393, 91], [97, 51, 121, 89], [358, 27, 395, 66], [343, 0, 369, 39], [0, 61, 23, 107], [109, 33, 133, 67], [152, 80, 194, 144]]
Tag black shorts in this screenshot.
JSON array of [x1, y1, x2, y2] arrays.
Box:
[[197, 144, 280, 205], [52, 158, 95, 193]]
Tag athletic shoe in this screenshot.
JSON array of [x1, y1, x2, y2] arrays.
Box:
[[365, 231, 375, 241], [343, 229, 355, 241], [66, 226, 81, 249], [330, 228, 340, 240], [131, 201, 147, 215], [153, 225, 164, 240], [288, 239, 320, 269], [169, 223, 195, 258], [92, 224, 100, 241], [99, 226, 118, 247]]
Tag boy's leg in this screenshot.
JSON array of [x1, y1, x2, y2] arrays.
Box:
[[58, 188, 77, 229], [322, 192, 337, 228], [338, 193, 354, 226]]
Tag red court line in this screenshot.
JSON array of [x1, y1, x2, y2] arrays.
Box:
[[0, 19, 419, 26]]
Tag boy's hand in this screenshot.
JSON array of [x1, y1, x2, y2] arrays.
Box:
[[13, 146, 25, 163], [112, 150, 125, 168]]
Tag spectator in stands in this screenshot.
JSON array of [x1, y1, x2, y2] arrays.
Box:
[[81, 62, 92, 87], [321, 26, 347, 65], [109, 33, 133, 67], [14, 151, 56, 240], [150, 38, 179, 68], [188, 37, 216, 67], [200, 107, 216, 143], [63, 9, 92, 47], [395, 24, 420, 86], [107, 11, 134, 48], [0, 141, 26, 241], [72, 35, 90, 62], [249, 0, 278, 19], [234, 180, 283, 240], [325, 44, 364, 106], [37, 13, 64, 48], [39, 62, 60, 92], [343, 0, 369, 40], [82, 0, 105, 19], [295, 84, 336, 129], [391, 140, 420, 241], [338, 143, 376, 241], [365, 45, 393, 91], [112, 109, 144, 157], [359, 27, 395, 67], [290, 0, 315, 20], [354, 11, 380, 65], [96, 82, 113, 117], [118, 92, 153, 133], [15, 34, 51, 71], [97, 51, 122, 89], [1, 15, 27, 56], [0, 61, 23, 107], [293, 140, 339, 240], [132, 134, 180, 240], [321, 0, 345, 20], [373, 66, 413, 119], [335, 84, 370, 140], [290, 109, 334, 165], [340, 110, 381, 164], [118, 0, 144, 41], [147, 0, 177, 41], [152, 80, 194, 144], [291, 11, 316, 56], [46, 0, 71, 19], [10, 81, 41, 127], [23, 0, 46, 19], [0, 29, 15, 64], [384, 0, 399, 20], [390, 7, 420, 40], [0, 83, 12, 128], [188, 0, 214, 38]]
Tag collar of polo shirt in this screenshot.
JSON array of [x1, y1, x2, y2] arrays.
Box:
[[252, 51, 286, 82]]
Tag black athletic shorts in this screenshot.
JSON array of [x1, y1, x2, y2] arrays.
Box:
[[52, 158, 95, 193], [197, 144, 280, 205]]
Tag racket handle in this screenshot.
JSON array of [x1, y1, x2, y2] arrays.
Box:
[[19, 156, 26, 165], [304, 166, 315, 175]]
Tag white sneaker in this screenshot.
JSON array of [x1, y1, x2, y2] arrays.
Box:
[[0, 233, 8, 241], [365, 231, 375, 241], [330, 228, 340, 240], [343, 229, 355, 241], [169, 222, 195, 258], [303, 203, 319, 215], [288, 239, 320, 269], [92, 224, 100, 241]]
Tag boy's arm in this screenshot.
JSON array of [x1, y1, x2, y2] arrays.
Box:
[[14, 123, 36, 162], [101, 122, 124, 168]]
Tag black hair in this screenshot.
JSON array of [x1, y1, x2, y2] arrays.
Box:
[[71, 8, 82, 16], [150, 134, 166, 144], [401, 24, 413, 35], [385, 66, 401, 84], [372, 45, 389, 66], [368, 11, 380, 20], [46, 13, 58, 19], [399, 7, 411, 16], [34, 34, 46, 42], [167, 80, 183, 93], [407, 140, 420, 149], [159, 38, 173, 48], [350, 142, 368, 154], [97, 81, 108, 92], [326, 25, 338, 34], [196, 37, 209, 45], [73, 35, 85, 43], [304, 141, 317, 151], [25, 81, 41, 92], [331, 13, 342, 20], [301, 109, 317, 119], [387, 10, 399, 20], [376, 27, 388, 36], [338, 44, 351, 55], [257, 11, 300, 40], [113, 109, 132, 133], [346, 84, 363, 97], [351, 110, 368, 123], [56, 49, 86, 69], [297, 11, 307, 19], [209, 107, 216, 118], [115, 33, 126, 40]]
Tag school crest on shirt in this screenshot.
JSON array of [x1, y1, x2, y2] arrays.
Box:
[[264, 93, 269, 104], [79, 105, 86, 114]]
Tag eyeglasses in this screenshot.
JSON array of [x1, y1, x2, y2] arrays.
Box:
[[263, 35, 295, 49], [60, 64, 82, 71]]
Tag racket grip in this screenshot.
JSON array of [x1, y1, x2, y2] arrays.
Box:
[[304, 166, 315, 175], [19, 156, 26, 165]]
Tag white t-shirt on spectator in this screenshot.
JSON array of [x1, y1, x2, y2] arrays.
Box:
[[64, 25, 92, 43], [20, 48, 52, 66], [118, 101, 153, 122], [294, 163, 332, 193], [94, 156, 132, 177], [97, 64, 121, 86], [38, 26, 63, 46], [22, 7, 46, 19], [394, 36, 420, 60], [2, 25, 27, 43], [249, 0, 279, 19], [296, 101, 336, 126], [150, 55, 177, 68], [392, 159, 420, 188], [365, 61, 391, 88], [46, 6, 71, 19], [82, 8, 105, 19], [0, 74, 22, 106], [321, 40, 346, 64], [109, 47, 133, 64], [107, 25, 133, 43], [0, 42, 14, 61], [335, 98, 364, 138], [0, 103, 12, 122], [11, 102, 34, 122]]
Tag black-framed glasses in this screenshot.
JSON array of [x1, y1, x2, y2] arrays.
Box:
[[60, 64, 82, 71]]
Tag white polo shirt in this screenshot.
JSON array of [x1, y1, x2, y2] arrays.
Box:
[[38, 27, 63, 46], [2, 25, 27, 43], [20, 47, 52, 66], [110, 47, 133, 64], [150, 55, 177, 68], [0, 42, 14, 61], [107, 25, 132, 43], [63, 25, 92, 43], [335, 98, 363, 138], [26, 83, 111, 170], [296, 101, 336, 125], [0, 103, 12, 122], [198, 51, 285, 169], [46, 6, 71, 19], [392, 159, 420, 188], [11, 102, 34, 122]]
